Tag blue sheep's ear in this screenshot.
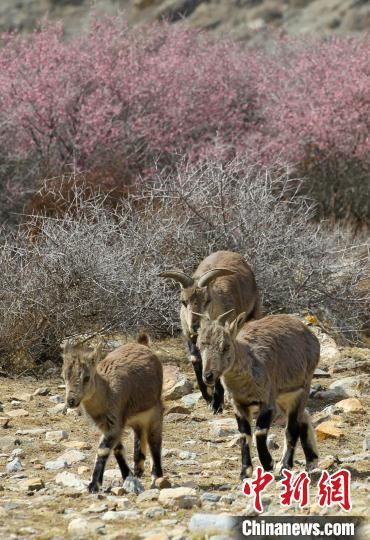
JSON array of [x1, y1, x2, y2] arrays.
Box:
[[61, 341, 71, 353], [229, 312, 247, 339]]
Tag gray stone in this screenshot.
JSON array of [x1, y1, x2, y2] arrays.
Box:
[[338, 452, 370, 464], [33, 387, 50, 396], [45, 430, 68, 443], [48, 403, 66, 414], [10, 448, 24, 459], [68, 517, 105, 537], [45, 458, 69, 470], [16, 428, 46, 435], [137, 489, 160, 503], [59, 449, 86, 464], [6, 457, 23, 473], [178, 450, 197, 460], [314, 368, 330, 378], [219, 494, 235, 505], [210, 418, 238, 438], [164, 378, 193, 400], [201, 492, 221, 503], [189, 513, 236, 532], [49, 395, 64, 404], [143, 506, 165, 519], [158, 487, 200, 509], [102, 509, 139, 520], [122, 475, 144, 495], [55, 471, 88, 490], [104, 469, 122, 481], [86, 502, 109, 513], [329, 375, 370, 398], [181, 392, 202, 408]]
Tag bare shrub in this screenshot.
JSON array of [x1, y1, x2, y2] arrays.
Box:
[[0, 161, 368, 371]]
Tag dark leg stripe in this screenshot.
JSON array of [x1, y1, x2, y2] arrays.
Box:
[[236, 414, 253, 479], [282, 413, 300, 469], [148, 432, 163, 479], [256, 408, 273, 430], [300, 423, 319, 463], [255, 408, 274, 471], [192, 354, 212, 403], [113, 442, 131, 480], [256, 434, 274, 471], [212, 379, 225, 413]]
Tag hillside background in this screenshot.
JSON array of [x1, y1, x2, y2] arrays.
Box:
[[1, 0, 369, 40]]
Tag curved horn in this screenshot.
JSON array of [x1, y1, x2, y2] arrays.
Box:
[[159, 271, 194, 289], [197, 268, 235, 288], [216, 309, 235, 326]]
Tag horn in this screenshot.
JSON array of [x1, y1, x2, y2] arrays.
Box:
[[216, 309, 235, 325], [197, 268, 235, 288], [159, 271, 194, 289], [191, 311, 210, 321]]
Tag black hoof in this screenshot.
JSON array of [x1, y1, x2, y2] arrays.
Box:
[[211, 401, 223, 414], [88, 482, 100, 494]]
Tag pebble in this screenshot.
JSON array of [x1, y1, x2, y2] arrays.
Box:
[[153, 477, 172, 489], [189, 513, 235, 532], [338, 452, 370, 464], [19, 478, 45, 492], [102, 510, 139, 520], [122, 475, 144, 495], [86, 502, 109, 513], [314, 368, 330, 378], [55, 471, 88, 490], [48, 403, 66, 414], [363, 437, 370, 452], [0, 416, 11, 428], [137, 489, 160, 503], [49, 394, 64, 404], [33, 387, 50, 396], [329, 375, 370, 398], [318, 455, 338, 469], [316, 421, 345, 440], [68, 517, 105, 537], [210, 418, 238, 437], [181, 392, 202, 408], [45, 458, 69, 470], [16, 428, 46, 435], [10, 448, 24, 459], [63, 440, 91, 450], [45, 430, 68, 443], [201, 492, 221, 503], [165, 405, 191, 416], [164, 378, 193, 400], [6, 457, 23, 473], [143, 506, 166, 519], [158, 487, 200, 509], [10, 393, 33, 402], [178, 451, 197, 460], [6, 409, 29, 418], [110, 487, 126, 496], [335, 397, 365, 413], [59, 449, 86, 464], [219, 494, 235, 505]]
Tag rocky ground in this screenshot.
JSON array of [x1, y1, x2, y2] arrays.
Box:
[[0, 327, 369, 539], [0, 0, 369, 40]]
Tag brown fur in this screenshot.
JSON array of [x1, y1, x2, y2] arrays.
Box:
[[160, 251, 261, 411], [181, 251, 261, 339], [62, 336, 164, 491], [198, 313, 320, 476]]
